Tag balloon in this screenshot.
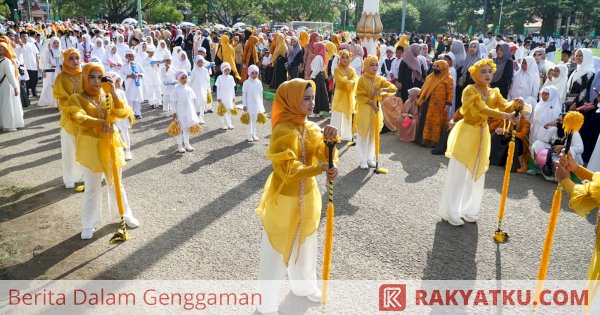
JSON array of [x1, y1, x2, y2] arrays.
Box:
[[536, 149, 549, 167]]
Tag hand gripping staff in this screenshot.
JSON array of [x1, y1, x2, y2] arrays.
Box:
[[321, 138, 337, 306], [533, 111, 584, 309], [494, 106, 521, 244], [106, 91, 129, 244]]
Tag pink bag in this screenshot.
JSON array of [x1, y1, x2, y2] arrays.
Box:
[[401, 117, 412, 128]]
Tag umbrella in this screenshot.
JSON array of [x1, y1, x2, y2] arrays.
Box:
[[232, 22, 246, 29], [178, 22, 195, 28], [213, 24, 226, 30], [122, 18, 138, 25]]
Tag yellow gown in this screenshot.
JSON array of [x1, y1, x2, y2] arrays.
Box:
[[446, 85, 517, 180], [256, 121, 337, 265], [53, 72, 83, 136], [331, 65, 357, 120], [65, 91, 132, 182], [356, 74, 397, 141]]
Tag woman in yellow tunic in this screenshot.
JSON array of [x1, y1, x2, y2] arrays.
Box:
[[330, 49, 357, 141], [555, 152, 600, 314], [53, 48, 84, 189], [65, 62, 139, 240], [216, 34, 240, 80], [439, 59, 521, 226], [256, 78, 338, 314], [355, 55, 397, 169]]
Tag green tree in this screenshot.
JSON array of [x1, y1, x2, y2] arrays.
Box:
[[413, 0, 448, 33], [380, 1, 420, 32], [265, 0, 348, 23], [145, 2, 183, 23], [0, 0, 9, 17]]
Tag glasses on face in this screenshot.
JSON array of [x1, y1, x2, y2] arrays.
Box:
[[534, 53, 542, 57]]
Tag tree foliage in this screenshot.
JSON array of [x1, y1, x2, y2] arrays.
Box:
[[0, 0, 10, 17], [380, 1, 420, 32], [145, 2, 183, 24]]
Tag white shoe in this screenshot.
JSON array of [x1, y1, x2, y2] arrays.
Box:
[[125, 152, 133, 161], [446, 217, 465, 226], [177, 148, 186, 153], [65, 182, 75, 189], [185, 146, 194, 152], [306, 291, 322, 303], [253, 135, 259, 141], [199, 120, 205, 125], [124, 215, 139, 228], [359, 162, 368, 170], [462, 215, 478, 223], [81, 228, 94, 240], [367, 160, 377, 168], [227, 125, 234, 130], [221, 126, 228, 130], [247, 138, 254, 142]]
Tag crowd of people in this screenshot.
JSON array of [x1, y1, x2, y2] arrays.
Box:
[[1, 19, 600, 314]]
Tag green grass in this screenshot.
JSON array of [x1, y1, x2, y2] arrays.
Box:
[[553, 48, 600, 63]]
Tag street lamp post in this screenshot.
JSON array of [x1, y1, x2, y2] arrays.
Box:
[[136, 0, 142, 27], [498, 0, 504, 34]]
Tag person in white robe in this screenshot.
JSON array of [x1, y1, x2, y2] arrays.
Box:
[[38, 37, 61, 108], [160, 53, 177, 116], [77, 34, 93, 63], [215, 62, 236, 130], [91, 38, 106, 62], [0, 44, 25, 131], [120, 49, 144, 118], [115, 34, 129, 60], [141, 45, 162, 109], [103, 44, 123, 73], [242, 65, 265, 142], [531, 86, 562, 146], [108, 71, 134, 161], [509, 56, 540, 111], [173, 50, 192, 73], [190, 55, 211, 123], [542, 64, 568, 103], [172, 70, 200, 153]]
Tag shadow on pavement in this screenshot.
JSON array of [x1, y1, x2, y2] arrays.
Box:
[[0, 177, 73, 222], [182, 139, 252, 174], [422, 221, 478, 280]]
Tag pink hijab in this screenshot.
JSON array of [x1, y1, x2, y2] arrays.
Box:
[[403, 43, 423, 82], [312, 42, 326, 67]]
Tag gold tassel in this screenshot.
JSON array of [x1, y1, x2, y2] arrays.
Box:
[[188, 124, 202, 135], [257, 112, 268, 125], [167, 120, 181, 137], [534, 185, 563, 305], [217, 102, 227, 117], [321, 202, 335, 304], [240, 112, 250, 125], [230, 107, 239, 116], [206, 91, 213, 104]]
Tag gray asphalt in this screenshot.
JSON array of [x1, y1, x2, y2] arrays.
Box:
[[0, 93, 595, 282]]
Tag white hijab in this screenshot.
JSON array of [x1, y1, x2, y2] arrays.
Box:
[[542, 64, 568, 103], [509, 56, 540, 102], [92, 38, 106, 60], [567, 48, 595, 91], [534, 86, 562, 129], [173, 51, 191, 71], [155, 40, 170, 60]]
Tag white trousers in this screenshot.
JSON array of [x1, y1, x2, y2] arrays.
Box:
[[162, 95, 172, 113], [130, 101, 142, 116], [247, 113, 257, 139], [257, 231, 319, 314], [115, 122, 131, 155], [587, 135, 600, 172], [330, 111, 353, 141], [220, 112, 233, 128], [81, 167, 132, 230], [145, 84, 161, 106], [356, 130, 375, 166], [176, 128, 190, 149], [194, 98, 205, 123], [60, 128, 83, 186], [438, 158, 485, 222]]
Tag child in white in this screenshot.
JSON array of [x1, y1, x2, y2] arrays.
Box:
[[215, 62, 236, 130], [172, 70, 200, 153], [160, 53, 177, 116], [242, 65, 265, 142], [108, 71, 134, 161], [190, 55, 211, 123], [142, 46, 162, 109], [120, 49, 145, 118]]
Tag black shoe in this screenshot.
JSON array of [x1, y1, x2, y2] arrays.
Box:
[[431, 149, 444, 155], [208, 109, 213, 113], [134, 115, 143, 119]]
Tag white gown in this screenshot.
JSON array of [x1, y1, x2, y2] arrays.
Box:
[[173, 84, 200, 128], [0, 59, 25, 130]]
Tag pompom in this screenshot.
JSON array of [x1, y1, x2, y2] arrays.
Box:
[[230, 107, 238, 116], [167, 120, 181, 137], [469, 58, 497, 75], [188, 124, 202, 135], [257, 112, 268, 125], [206, 91, 213, 104], [240, 112, 250, 125], [217, 102, 227, 117], [563, 111, 584, 133]]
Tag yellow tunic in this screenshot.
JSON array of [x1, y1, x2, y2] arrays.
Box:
[[66, 91, 132, 178], [256, 121, 337, 265], [53, 72, 83, 136], [331, 65, 357, 119], [356, 75, 397, 140], [446, 85, 516, 180]]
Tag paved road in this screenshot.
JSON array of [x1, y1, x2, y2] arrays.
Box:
[[0, 94, 596, 282]]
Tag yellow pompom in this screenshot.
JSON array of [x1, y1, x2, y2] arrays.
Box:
[[257, 112, 268, 125], [217, 102, 227, 117], [240, 112, 250, 125], [563, 111, 584, 133], [230, 107, 239, 116], [167, 120, 181, 137], [469, 58, 497, 75], [188, 124, 202, 135], [207, 91, 213, 103]]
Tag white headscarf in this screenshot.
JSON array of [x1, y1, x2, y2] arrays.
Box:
[[542, 64, 568, 103], [534, 86, 562, 130], [450, 40, 466, 69], [509, 56, 540, 103], [155, 40, 170, 60], [173, 50, 191, 71], [91, 37, 106, 60], [567, 48, 595, 91], [103, 44, 123, 70], [42, 36, 61, 69]]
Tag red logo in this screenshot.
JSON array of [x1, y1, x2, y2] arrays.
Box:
[[379, 284, 406, 311]]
